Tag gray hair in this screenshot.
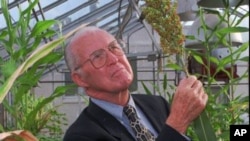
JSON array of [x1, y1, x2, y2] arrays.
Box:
[[64, 26, 105, 72]]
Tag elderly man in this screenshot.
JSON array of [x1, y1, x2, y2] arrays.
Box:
[[63, 26, 207, 141]]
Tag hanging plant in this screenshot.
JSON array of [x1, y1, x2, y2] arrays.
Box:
[[142, 0, 189, 75], [142, 0, 185, 55]]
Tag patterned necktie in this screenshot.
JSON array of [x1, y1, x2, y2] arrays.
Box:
[[123, 105, 155, 141]]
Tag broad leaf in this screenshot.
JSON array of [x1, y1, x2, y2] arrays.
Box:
[[193, 54, 204, 65], [193, 111, 217, 141], [0, 23, 89, 103], [30, 20, 58, 37]]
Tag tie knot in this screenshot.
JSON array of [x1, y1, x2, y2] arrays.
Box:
[[123, 105, 156, 141], [123, 105, 137, 118]]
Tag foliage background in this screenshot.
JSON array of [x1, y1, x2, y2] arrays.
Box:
[[142, 0, 249, 141]]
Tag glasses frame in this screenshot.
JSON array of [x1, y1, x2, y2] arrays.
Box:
[[74, 39, 126, 70]]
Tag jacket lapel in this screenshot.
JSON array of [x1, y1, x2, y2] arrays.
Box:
[[87, 100, 135, 141], [133, 95, 166, 133]]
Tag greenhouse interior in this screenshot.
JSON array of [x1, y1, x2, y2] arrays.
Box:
[[0, 0, 249, 140]]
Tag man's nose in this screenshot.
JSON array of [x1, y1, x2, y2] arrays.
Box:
[[106, 51, 119, 65]]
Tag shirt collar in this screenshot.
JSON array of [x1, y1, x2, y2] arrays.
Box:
[[90, 95, 136, 121]]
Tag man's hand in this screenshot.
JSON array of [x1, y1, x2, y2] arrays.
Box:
[[166, 75, 208, 133]]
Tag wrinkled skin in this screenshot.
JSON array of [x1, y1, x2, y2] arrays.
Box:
[[167, 76, 208, 133], [70, 29, 133, 106]]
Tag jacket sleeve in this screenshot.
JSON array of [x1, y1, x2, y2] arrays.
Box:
[[156, 124, 191, 141], [154, 96, 191, 141]]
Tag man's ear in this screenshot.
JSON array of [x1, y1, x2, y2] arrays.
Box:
[[71, 72, 89, 88]]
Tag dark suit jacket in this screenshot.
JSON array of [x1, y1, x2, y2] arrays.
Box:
[[63, 94, 189, 141]]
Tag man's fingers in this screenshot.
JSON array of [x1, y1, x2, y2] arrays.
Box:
[[191, 80, 204, 94], [179, 75, 197, 87]]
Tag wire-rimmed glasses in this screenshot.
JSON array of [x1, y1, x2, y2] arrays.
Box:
[[74, 39, 126, 70]]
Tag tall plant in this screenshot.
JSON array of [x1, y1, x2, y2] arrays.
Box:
[[185, 4, 249, 141], [0, 0, 87, 139], [142, 0, 249, 140]]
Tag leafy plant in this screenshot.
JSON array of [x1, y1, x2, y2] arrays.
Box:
[[142, 0, 249, 141], [184, 4, 249, 141], [0, 0, 87, 140]]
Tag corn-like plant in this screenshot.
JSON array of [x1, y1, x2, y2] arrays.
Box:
[[0, 0, 88, 139]]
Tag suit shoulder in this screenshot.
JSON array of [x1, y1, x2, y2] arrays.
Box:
[[63, 108, 98, 138], [132, 94, 170, 110], [132, 94, 166, 101]]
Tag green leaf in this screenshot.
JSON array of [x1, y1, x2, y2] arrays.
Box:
[[38, 29, 57, 38], [21, 0, 40, 16], [29, 36, 42, 52], [13, 69, 44, 103], [219, 55, 234, 66], [193, 54, 204, 65], [0, 23, 89, 103], [216, 27, 249, 35], [0, 30, 8, 40], [193, 111, 217, 141], [185, 35, 196, 40], [165, 63, 183, 71], [238, 42, 249, 52], [22, 38, 64, 73], [35, 52, 63, 66], [2, 100, 18, 119], [141, 82, 152, 95], [25, 85, 76, 128], [30, 20, 58, 37], [239, 56, 249, 62], [0, 59, 17, 78], [0, 38, 64, 103], [1, 0, 15, 53], [208, 56, 219, 66]]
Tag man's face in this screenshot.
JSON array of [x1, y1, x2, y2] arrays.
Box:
[[72, 30, 133, 94]]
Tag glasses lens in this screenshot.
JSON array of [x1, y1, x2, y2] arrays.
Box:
[[90, 49, 107, 68], [87, 39, 126, 69]]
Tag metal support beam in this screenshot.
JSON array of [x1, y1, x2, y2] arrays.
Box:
[[128, 0, 162, 54]]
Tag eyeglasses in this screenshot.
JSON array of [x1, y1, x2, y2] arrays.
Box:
[[74, 39, 126, 70]]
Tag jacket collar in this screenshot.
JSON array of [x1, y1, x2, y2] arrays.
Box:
[[86, 94, 164, 140], [87, 99, 135, 141], [133, 95, 163, 133]]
